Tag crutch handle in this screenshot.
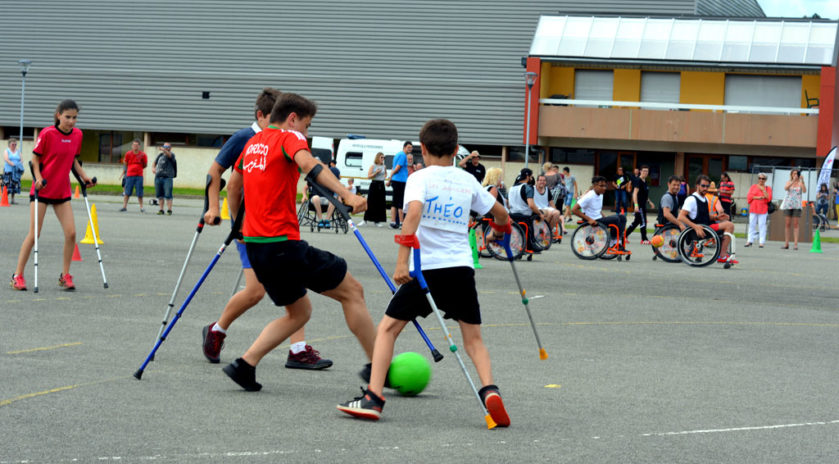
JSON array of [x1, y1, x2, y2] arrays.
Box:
[[28, 161, 46, 191], [201, 174, 226, 227]]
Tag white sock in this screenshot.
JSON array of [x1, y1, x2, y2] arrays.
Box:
[[290, 342, 307, 354], [212, 323, 227, 334]]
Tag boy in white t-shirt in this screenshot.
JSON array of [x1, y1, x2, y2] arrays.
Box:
[[573, 176, 627, 249], [337, 119, 512, 426]]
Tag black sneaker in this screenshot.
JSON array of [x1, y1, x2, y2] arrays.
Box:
[[167, 209, 172, 215], [358, 362, 392, 388], [157, 210, 165, 215], [285, 345, 333, 370], [389, 222, 400, 229], [337, 387, 385, 421], [479, 385, 510, 427], [223, 358, 262, 392], [202, 322, 225, 363]]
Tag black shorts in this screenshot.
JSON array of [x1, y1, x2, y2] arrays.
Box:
[[246, 240, 347, 306], [391, 181, 406, 210], [30, 195, 70, 205], [385, 267, 481, 325]]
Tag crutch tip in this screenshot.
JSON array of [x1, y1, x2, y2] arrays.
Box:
[[103, 282, 109, 289], [485, 415, 497, 430], [539, 349, 548, 360], [133, 370, 144, 380], [431, 350, 444, 363]]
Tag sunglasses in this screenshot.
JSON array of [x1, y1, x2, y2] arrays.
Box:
[[698, 184, 710, 188], [758, 177, 767, 180]]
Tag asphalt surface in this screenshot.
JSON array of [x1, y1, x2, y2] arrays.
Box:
[[1, 195, 838, 463]]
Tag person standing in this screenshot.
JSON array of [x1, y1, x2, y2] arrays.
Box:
[[561, 166, 578, 223], [815, 183, 829, 217], [718, 172, 735, 218], [386, 141, 411, 229], [780, 169, 806, 250], [625, 165, 655, 244], [611, 166, 629, 213], [834, 181, 839, 221], [3, 138, 24, 203], [120, 139, 147, 212], [744, 173, 772, 248], [458, 150, 486, 183], [677, 176, 688, 208], [361, 152, 387, 227], [152, 143, 177, 215]]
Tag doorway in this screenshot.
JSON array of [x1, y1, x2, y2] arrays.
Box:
[[685, 154, 725, 190]]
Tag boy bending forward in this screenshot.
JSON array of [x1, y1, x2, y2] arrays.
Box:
[[337, 119, 511, 426]]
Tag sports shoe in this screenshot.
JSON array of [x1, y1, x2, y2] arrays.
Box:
[[285, 345, 333, 370], [375, 222, 385, 228], [479, 385, 510, 427], [58, 273, 75, 290], [717, 257, 739, 264], [389, 222, 400, 229], [167, 210, 172, 216], [140, 208, 145, 213], [223, 358, 262, 392], [640, 240, 651, 245], [10, 274, 26, 291], [202, 322, 226, 363], [119, 207, 127, 212], [358, 362, 392, 388], [356, 220, 366, 227], [157, 210, 165, 215], [337, 387, 385, 420]]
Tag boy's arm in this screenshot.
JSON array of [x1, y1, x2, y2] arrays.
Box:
[[296, 150, 366, 213], [227, 169, 243, 221], [663, 207, 684, 230], [393, 201, 422, 285], [204, 161, 227, 226], [571, 201, 596, 226]]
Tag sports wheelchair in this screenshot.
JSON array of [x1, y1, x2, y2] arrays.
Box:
[[674, 224, 736, 269], [570, 220, 631, 261], [650, 223, 682, 263]]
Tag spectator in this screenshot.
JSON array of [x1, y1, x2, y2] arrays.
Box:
[[780, 169, 806, 250], [611, 166, 629, 213], [744, 173, 772, 248], [360, 152, 387, 227], [458, 150, 486, 183], [625, 165, 655, 244], [3, 138, 24, 203], [718, 172, 735, 218], [534, 174, 562, 236], [120, 139, 147, 212], [544, 164, 561, 191], [152, 142, 177, 215], [386, 141, 411, 228], [406, 153, 415, 176], [815, 183, 829, 217], [482, 167, 507, 209], [834, 181, 839, 221], [508, 168, 544, 254], [561, 166, 578, 223], [677, 176, 688, 208]]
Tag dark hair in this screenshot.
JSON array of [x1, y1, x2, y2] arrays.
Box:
[[563, 167, 570, 173], [592, 175, 607, 185], [132, 138, 142, 145], [696, 174, 711, 186], [54, 99, 79, 124], [667, 175, 681, 184], [820, 183, 828, 192], [616, 166, 624, 173], [419, 119, 458, 157], [270, 93, 317, 124], [721, 172, 731, 182], [640, 165, 649, 171], [255, 88, 281, 120], [403, 141, 413, 149], [679, 176, 686, 182]]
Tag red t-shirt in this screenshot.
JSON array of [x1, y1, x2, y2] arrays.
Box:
[[234, 127, 310, 242], [31, 124, 83, 199], [123, 150, 147, 176]]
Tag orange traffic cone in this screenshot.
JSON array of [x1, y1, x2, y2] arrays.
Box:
[[74, 185, 81, 199], [72, 243, 83, 261], [0, 185, 9, 207]]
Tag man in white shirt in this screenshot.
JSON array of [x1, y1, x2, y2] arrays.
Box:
[[572, 176, 627, 249]]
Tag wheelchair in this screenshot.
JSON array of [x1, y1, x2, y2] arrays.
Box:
[[650, 223, 682, 263], [297, 197, 348, 234], [570, 220, 631, 261], [675, 224, 736, 268], [471, 217, 525, 261]]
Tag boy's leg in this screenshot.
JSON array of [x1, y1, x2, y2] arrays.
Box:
[[321, 271, 376, 359], [241, 295, 312, 367], [52, 202, 77, 277], [459, 320, 511, 427], [217, 268, 265, 330], [367, 315, 409, 397]]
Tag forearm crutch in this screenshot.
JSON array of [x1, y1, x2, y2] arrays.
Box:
[[397, 234, 496, 429], [151, 175, 225, 351], [28, 161, 44, 293], [502, 232, 548, 360], [71, 164, 108, 288], [134, 199, 242, 380], [306, 170, 443, 362]]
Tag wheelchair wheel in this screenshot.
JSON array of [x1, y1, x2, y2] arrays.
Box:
[[488, 222, 525, 261], [473, 222, 492, 258], [677, 225, 721, 267], [337, 216, 349, 234], [570, 223, 609, 260], [651, 225, 681, 263], [533, 219, 552, 252]]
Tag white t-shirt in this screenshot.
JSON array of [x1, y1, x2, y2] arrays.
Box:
[[576, 189, 603, 220], [533, 187, 551, 209], [403, 166, 496, 270], [682, 192, 706, 221]]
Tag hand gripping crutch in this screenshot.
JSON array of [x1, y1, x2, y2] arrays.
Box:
[[396, 234, 496, 429], [28, 161, 45, 293], [306, 171, 443, 362], [71, 164, 108, 288], [134, 198, 242, 380], [502, 232, 548, 360], [150, 175, 225, 355]]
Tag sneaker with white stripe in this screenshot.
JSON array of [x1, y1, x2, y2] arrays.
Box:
[[337, 388, 385, 421]]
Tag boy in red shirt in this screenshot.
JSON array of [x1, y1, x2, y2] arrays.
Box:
[[120, 139, 147, 212], [222, 93, 377, 391]]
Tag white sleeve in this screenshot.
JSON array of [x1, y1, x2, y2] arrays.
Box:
[[577, 191, 593, 210], [403, 172, 425, 210], [683, 196, 697, 219], [471, 177, 496, 216]]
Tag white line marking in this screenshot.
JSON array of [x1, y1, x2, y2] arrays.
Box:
[[641, 419, 839, 437]]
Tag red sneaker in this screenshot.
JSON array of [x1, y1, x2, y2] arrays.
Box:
[[202, 322, 226, 363], [58, 273, 75, 290], [479, 385, 511, 427], [10, 274, 27, 291], [640, 240, 651, 245], [717, 257, 739, 264], [285, 345, 333, 370]]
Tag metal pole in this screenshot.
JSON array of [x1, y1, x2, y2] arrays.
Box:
[[19, 71, 26, 142], [525, 85, 532, 170]]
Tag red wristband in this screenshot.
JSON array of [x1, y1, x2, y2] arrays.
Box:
[[490, 221, 512, 234], [394, 234, 420, 249]]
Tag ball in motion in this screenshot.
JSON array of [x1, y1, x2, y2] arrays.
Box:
[[388, 352, 432, 396], [650, 234, 664, 248]]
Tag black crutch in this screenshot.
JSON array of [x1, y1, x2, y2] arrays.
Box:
[[71, 164, 108, 288], [28, 161, 45, 293]]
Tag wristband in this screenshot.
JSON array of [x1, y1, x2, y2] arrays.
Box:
[[394, 234, 420, 249], [489, 220, 512, 234]]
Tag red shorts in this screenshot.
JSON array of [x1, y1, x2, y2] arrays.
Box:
[[710, 223, 720, 232]]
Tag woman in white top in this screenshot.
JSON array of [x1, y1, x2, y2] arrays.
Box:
[[780, 169, 806, 250], [361, 151, 387, 226], [3, 138, 24, 203]]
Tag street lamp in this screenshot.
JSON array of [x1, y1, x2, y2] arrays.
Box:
[[524, 71, 537, 169], [18, 59, 32, 144]]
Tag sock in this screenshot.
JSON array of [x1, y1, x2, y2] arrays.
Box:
[[290, 342, 307, 354], [212, 323, 227, 334]]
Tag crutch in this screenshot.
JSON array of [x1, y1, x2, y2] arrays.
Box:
[[134, 198, 241, 380], [306, 172, 443, 362], [396, 234, 496, 429], [150, 175, 225, 353], [28, 162, 45, 293], [71, 164, 108, 288], [502, 231, 548, 360]]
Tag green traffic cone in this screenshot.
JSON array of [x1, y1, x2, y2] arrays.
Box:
[[469, 228, 483, 269], [810, 229, 823, 253]]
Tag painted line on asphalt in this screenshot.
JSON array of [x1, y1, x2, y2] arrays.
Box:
[[0, 376, 127, 409], [641, 419, 839, 437], [5, 341, 82, 355], [565, 321, 839, 328]]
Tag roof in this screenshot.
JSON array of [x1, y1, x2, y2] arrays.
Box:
[[529, 15, 839, 68]]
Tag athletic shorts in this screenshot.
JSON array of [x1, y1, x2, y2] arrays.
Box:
[[391, 181, 406, 210], [124, 176, 144, 197], [709, 223, 721, 232], [29, 195, 70, 205], [563, 195, 574, 207], [246, 240, 347, 307], [385, 267, 481, 325], [783, 208, 802, 218], [154, 177, 173, 199], [236, 241, 251, 270]]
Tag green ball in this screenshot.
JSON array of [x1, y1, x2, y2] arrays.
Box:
[[388, 352, 432, 397]]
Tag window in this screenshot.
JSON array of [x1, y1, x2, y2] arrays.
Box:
[[549, 148, 595, 165], [724, 75, 801, 110], [98, 132, 123, 164], [344, 151, 362, 168], [574, 70, 614, 104], [311, 148, 332, 164], [641, 72, 680, 105], [728, 155, 748, 172]]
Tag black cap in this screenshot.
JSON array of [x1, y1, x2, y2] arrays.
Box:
[[519, 168, 533, 177]]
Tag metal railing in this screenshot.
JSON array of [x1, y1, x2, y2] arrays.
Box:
[[539, 98, 819, 115]]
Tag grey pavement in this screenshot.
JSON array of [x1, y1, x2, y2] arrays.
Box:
[[1, 194, 838, 463]]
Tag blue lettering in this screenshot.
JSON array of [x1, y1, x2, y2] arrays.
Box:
[[453, 207, 463, 218]]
